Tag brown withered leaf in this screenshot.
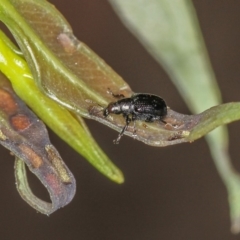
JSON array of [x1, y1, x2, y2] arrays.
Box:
[[0, 72, 76, 214]]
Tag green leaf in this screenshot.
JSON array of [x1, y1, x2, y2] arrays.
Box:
[[0, 30, 124, 184], [0, 0, 132, 114]]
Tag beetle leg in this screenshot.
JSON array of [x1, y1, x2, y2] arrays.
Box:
[[132, 120, 138, 138], [145, 116, 154, 122], [113, 115, 131, 144], [131, 115, 137, 136]]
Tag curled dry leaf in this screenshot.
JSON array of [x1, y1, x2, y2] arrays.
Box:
[[0, 73, 76, 214]]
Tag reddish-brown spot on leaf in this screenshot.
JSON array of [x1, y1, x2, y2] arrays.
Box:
[[0, 89, 17, 115], [45, 173, 62, 195], [11, 114, 31, 131], [19, 144, 43, 168]]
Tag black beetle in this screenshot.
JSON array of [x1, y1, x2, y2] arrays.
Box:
[[103, 93, 167, 144]]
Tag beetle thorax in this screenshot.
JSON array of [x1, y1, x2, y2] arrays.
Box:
[[111, 99, 133, 114]]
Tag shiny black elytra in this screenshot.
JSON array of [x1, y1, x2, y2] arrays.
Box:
[[103, 93, 167, 144]]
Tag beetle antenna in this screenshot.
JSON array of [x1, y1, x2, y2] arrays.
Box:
[[107, 88, 125, 99]]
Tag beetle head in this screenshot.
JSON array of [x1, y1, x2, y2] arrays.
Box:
[[103, 102, 122, 117]]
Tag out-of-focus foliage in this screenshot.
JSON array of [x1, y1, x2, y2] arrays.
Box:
[[109, 0, 240, 233]]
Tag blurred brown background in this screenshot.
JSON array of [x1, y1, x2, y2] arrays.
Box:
[[1, 1, 240, 239]]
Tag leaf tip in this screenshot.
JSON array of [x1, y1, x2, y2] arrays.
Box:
[[112, 170, 125, 184]]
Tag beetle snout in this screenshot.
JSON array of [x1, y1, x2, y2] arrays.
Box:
[[103, 107, 109, 117], [103, 102, 114, 117], [103, 102, 122, 117]]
